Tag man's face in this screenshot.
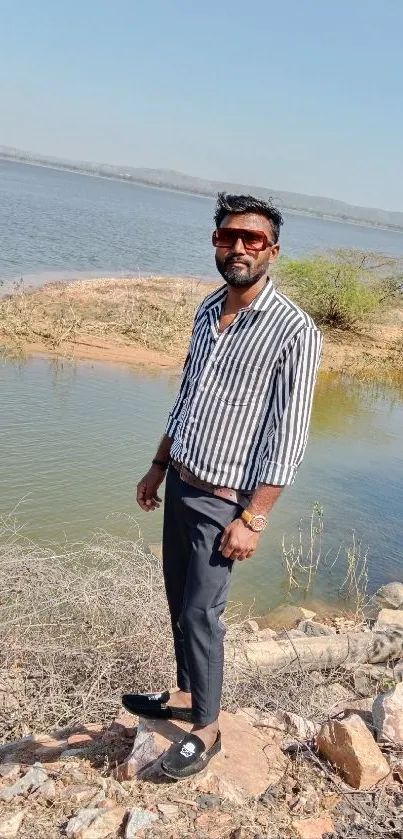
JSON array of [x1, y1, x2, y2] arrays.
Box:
[[214, 212, 280, 288]]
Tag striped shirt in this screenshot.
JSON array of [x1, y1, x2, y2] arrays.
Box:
[[165, 279, 323, 490]]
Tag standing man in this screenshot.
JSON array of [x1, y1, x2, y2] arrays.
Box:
[[123, 193, 322, 779]]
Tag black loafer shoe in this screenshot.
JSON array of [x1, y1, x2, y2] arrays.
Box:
[[161, 731, 221, 779], [121, 691, 193, 723]]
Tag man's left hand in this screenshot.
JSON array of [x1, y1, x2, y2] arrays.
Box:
[[219, 519, 260, 561]]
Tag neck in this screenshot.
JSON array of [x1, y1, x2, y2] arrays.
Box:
[[225, 274, 269, 312]]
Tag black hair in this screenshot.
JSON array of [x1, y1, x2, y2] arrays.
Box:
[[214, 192, 284, 243]]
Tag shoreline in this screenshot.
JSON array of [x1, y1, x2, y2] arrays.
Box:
[[1, 275, 403, 383], [2, 154, 403, 234]]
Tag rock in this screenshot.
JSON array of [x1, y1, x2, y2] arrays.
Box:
[[195, 793, 222, 809], [124, 809, 158, 838], [34, 778, 56, 801], [66, 806, 126, 839], [292, 815, 335, 839], [116, 711, 288, 803], [375, 609, 403, 631], [375, 582, 403, 610], [62, 784, 102, 805], [331, 696, 374, 728], [244, 619, 259, 634], [67, 734, 94, 747], [373, 682, 403, 746], [0, 764, 49, 802], [317, 714, 390, 789], [157, 803, 179, 819], [0, 811, 25, 839], [0, 765, 20, 780], [109, 708, 137, 739], [298, 620, 337, 637], [278, 711, 318, 743], [310, 681, 355, 716], [262, 604, 316, 632], [256, 627, 277, 640], [352, 663, 393, 696], [252, 709, 318, 744]]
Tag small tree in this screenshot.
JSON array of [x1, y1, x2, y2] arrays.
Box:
[[274, 249, 403, 330]]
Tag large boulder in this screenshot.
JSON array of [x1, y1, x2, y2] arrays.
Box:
[[375, 609, 403, 631], [372, 682, 403, 747], [375, 582, 403, 610], [115, 710, 288, 803], [317, 714, 390, 789]]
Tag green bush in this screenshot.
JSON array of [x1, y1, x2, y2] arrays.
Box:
[[274, 250, 402, 329]]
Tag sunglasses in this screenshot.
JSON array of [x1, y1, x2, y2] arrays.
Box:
[[212, 227, 273, 252]]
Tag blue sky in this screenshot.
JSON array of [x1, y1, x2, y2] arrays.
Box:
[[1, 0, 402, 210]]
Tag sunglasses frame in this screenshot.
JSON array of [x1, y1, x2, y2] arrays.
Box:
[[212, 227, 273, 252]]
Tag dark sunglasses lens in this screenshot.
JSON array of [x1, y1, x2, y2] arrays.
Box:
[[214, 229, 237, 247], [242, 231, 267, 250], [213, 229, 267, 251]]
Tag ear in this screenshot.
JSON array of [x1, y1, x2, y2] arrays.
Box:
[[269, 244, 280, 265]]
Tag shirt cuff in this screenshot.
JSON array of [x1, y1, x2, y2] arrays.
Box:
[[259, 460, 298, 486]]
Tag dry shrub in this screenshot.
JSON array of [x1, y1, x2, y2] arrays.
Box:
[[0, 517, 364, 742], [0, 527, 176, 739]]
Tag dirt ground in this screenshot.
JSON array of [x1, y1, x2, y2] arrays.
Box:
[[1, 276, 403, 381]]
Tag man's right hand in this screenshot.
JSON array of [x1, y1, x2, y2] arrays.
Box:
[[136, 464, 166, 511]]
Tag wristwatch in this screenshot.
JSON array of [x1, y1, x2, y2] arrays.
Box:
[[241, 509, 267, 532]]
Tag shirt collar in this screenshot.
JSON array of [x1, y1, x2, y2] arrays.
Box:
[[206, 277, 276, 315]]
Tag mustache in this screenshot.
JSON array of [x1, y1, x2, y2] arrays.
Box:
[[224, 255, 252, 267]]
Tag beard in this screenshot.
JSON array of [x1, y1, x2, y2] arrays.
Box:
[[215, 255, 268, 288]]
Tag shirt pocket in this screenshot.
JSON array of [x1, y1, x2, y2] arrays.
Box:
[[210, 355, 262, 406]]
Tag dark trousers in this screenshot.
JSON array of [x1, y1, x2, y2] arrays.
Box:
[[162, 466, 243, 725]]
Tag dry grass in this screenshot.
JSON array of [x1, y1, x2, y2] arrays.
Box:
[[1, 273, 403, 383], [0, 276, 208, 355], [0, 514, 368, 744]]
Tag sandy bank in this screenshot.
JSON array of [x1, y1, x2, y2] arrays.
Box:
[[1, 275, 403, 380]]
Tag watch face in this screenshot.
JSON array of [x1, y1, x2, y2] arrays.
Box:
[[251, 515, 267, 532]]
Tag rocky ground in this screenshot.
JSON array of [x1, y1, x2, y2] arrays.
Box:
[[1, 582, 403, 839]]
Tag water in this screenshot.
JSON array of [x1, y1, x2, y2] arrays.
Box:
[[1, 356, 402, 611], [1, 160, 403, 611], [1, 159, 403, 294]]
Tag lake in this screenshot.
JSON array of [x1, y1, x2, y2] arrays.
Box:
[[1, 159, 403, 294], [1, 356, 402, 612], [1, 159, 403, 612]]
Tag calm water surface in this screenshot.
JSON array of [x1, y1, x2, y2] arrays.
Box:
[[1, 357, 402, 611], [2, 159, 403, 293]]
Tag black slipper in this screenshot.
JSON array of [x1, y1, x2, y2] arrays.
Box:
[[121, 691, 193, 723], [161, 731, 221, 779]]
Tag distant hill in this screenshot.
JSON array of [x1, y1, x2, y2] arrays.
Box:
[[1, 145, 403, 232]]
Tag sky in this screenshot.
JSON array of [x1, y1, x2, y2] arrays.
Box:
[[1, 0, 402, 211]]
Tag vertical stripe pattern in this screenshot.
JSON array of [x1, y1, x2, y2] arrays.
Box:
[[166, 280, 323, 490]]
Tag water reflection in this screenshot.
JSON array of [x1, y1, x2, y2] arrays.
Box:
[[1, 356, 402, 610]]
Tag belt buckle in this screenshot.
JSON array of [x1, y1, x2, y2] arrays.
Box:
[[179, 463, 186, 482]]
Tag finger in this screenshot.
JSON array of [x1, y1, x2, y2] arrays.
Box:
[[222, 539, 241, 559], [219, 530, 230, 552], [137, 483, 149, 511]]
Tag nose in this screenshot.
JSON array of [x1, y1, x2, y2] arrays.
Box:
[[231, 235, 246, 254]]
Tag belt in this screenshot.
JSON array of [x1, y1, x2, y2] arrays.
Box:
[[171, 460, 251, 507]]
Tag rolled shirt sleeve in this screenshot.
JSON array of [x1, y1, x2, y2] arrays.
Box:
[[259, 326, 323, 486]]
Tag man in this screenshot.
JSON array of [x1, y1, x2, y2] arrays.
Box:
[[122, 193, 322, 779]]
